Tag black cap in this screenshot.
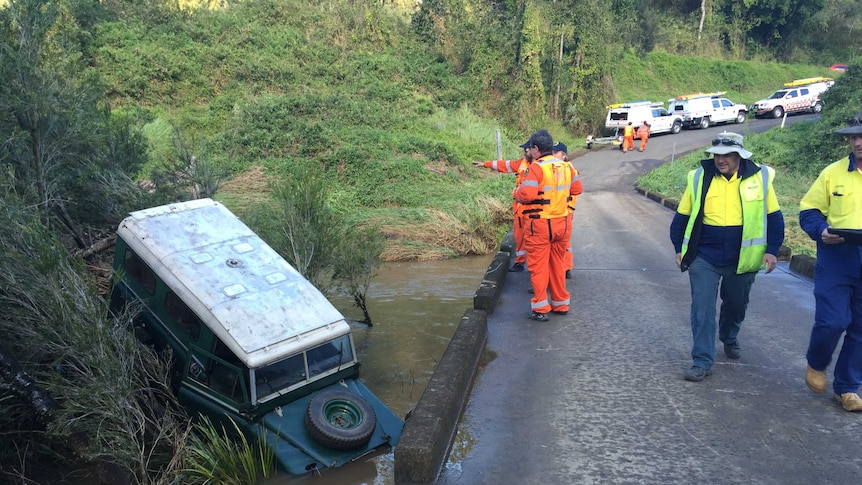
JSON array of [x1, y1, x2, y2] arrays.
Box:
[[524, 129, 554, 152]]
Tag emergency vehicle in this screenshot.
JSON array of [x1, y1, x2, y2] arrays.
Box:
[[604, 100, 683, 136], [750, 77, 834, 119], [667, 92, 748, 129]]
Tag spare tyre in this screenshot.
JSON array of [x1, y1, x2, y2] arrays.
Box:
[[304, 388, 377, 450]]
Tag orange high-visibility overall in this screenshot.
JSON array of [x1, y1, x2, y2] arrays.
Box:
[[622, 124, 635, 153], [566, 167, 580, 271], [481, 158, 529, 264], [515, 156, 583, 314], [637, 124, 650, 152]]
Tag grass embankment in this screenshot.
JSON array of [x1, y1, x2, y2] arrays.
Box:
[[610, 51, 833, 109]]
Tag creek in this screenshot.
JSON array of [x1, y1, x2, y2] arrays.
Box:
[[262, 254, 494, 485]]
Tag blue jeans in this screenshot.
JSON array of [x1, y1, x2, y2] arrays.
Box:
[[688, 257, 757, 369], [807, 270, 862, 394]]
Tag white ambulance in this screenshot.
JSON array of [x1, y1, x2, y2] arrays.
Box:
[[667, 92, 748, 129], [750, 77, 834, 119], [604, 100, 683, 136]]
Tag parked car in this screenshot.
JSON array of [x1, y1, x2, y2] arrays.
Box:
[[109, 198, 403, 475], [750, 77, 833, 119], [830, 64, 848, 73], [604, 100, 682, 136], [667, 92, 748, 129]]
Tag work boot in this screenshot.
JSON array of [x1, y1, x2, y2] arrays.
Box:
[[509, 262, 525, 272], [723, 342, 741, 360], [805, 365, 827, 393], [834, 393, 862, 412], [684, 366, 712, 382], [528, 312, 548, 322]]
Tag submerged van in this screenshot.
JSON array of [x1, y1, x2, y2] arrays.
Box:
[[109, 198, 403, 475]]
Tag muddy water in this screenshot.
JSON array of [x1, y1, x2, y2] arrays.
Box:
[[263, 254, 493, 485]]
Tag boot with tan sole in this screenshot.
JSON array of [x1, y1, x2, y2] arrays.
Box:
[[834, 392, 862, 412], [805, 365, 826, 393]]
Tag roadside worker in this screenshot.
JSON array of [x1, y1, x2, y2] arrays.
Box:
[[637, 121, 651, 152], [553, 141, 576, 280], [669, 131, 785, 382], [799, 112, 862, 412], [622, 121, 635, 153], [515, 130, 583, 321], [472, 148, 530, 272]]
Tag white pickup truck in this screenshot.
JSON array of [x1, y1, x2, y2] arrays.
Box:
[[750, 77, 834, 119], [667, 92, 748, 129]]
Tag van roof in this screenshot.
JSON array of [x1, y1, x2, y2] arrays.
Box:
[[117, 198, 350, 368]]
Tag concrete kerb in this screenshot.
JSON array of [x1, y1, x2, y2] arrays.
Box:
[[634, 185, 814, 279], [393, 231, 512, 483]]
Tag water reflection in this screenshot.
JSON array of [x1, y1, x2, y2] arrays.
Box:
[[262, 254, 492, 484]]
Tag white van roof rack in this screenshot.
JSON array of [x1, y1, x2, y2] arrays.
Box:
[[674, 91, 726, 100], [783, 77, 833, 87]]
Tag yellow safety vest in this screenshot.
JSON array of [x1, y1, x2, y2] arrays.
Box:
[[681, 165, 772, 273], [521, 156, 573, 219]]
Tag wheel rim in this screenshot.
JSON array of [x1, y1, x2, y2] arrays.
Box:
[[323, 398, 364, 429]]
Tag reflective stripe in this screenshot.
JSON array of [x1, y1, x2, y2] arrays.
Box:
[[551, 298, 570, 307], [531, 299, 550, 310], [521, 179, 539, 188]]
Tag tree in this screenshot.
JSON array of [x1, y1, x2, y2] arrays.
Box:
[[0, 0, 146, 249]]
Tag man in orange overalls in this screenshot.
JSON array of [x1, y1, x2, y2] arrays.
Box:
[[637, 121, 651, 152], [622, 121, 635, 153], [553, 141, 577, 279], [515, 130, 583, 321], [472, 147, 531, 271]]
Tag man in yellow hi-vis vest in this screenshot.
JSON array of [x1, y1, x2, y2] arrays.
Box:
[[669, 132, 785, 382]]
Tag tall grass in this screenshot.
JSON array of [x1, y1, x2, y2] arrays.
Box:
[[181, 416, 275, 485]]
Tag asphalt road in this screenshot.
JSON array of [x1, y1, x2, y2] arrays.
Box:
[[436, 115, 862, 485]]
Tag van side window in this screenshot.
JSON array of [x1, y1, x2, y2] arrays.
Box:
[[165, 291, 201, 341], [800, 88, 809, 96], [721, 99, 732, 108], [123, 249, 156, 295], [712, 100, 720, 108], [206, 340, 246, 402]]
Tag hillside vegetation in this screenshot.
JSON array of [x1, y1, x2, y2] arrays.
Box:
[[1, 0, 861, 483]]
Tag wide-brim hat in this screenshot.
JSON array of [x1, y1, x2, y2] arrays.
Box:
[[835, 110, 862, 135], [705, 131, 753, 159]]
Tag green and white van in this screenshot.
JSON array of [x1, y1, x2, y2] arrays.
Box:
[[109, 198, 402, 475]]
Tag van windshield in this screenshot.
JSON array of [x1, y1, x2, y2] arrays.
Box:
[[254, 334, 355, 401]]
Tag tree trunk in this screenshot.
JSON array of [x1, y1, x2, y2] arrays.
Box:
[[698, 0, 706, 41]]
